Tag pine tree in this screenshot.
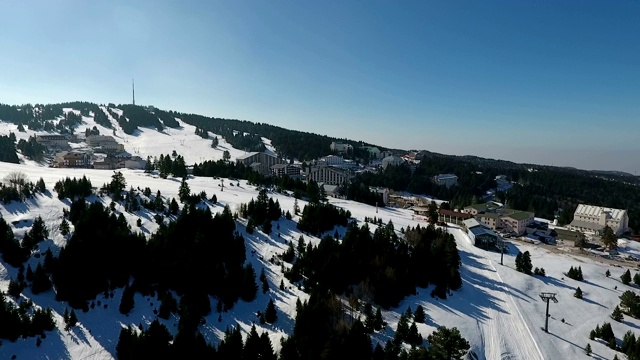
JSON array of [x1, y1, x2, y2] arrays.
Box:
[[515, 252, 523, 272], [243, 325, 262, 360], [7, 279, 22, 297], [395, 313, 410, 344], [407, 322, 422, 346], [374, 307, 384, 331], [427, 326, 470, 360], [260, 268, 269, 294], [612, 305, 624, 322], [119, 285, 135, 315], [574, 287, 583, 299], [264, 298, 277, 324], [634, 273, 640, 286], [178, 177, 191, 203], [31, 263, 52, 294], [584, 343, 592, 355], [59, 218, 70, 236], [606, 269, 611, 277], [241, 264, 258, 302], [67, 309, 78, 330], [414, 305, 426, 323], [621, 269, 632, 285], [522, 251, 533, 275], [279, 279, 285, 291]]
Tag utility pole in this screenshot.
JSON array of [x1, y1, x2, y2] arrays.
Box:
[[539, 292, 558, 332], [132, 78, 135, 105]]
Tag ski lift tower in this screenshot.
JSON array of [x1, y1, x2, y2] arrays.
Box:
[[539, 292, 558, 332]]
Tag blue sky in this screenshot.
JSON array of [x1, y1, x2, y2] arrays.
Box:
[[1, 1, 638, 173]]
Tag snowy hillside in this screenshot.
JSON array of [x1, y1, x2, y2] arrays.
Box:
[[0, 106, 250, 167], [0, 116, 639, 359]]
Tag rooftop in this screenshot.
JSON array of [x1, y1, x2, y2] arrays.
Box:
[[503, 211, 534, 221]]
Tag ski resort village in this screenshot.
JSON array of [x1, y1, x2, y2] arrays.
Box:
[[0, 103, 639, 360]]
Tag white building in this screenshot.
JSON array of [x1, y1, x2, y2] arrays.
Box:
[[433, 174, 458, 188], [568, 204, 629, 236], [381, 155, 404, 169], [307, 165, 353, 186], [370, 187, 390, 205], [36, 135, 69, 149], [86, 135, 124, 152], [330, 142, 353, 154], [236, 152, 285, 176], [320, 155, 346, 166]]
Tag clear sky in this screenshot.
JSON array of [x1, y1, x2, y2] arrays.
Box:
[[1, 1, 638, 174]]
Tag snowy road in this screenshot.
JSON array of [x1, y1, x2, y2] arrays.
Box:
[[451, 228, 544, 360]]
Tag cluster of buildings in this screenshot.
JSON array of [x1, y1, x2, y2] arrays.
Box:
[[36, 133, 145, 170], [430, 200, 629, 252]]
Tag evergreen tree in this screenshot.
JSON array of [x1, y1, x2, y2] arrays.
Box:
[[407, 322, 422, 346], [426, 326, 470, 360], [621, 269, 632, 285], [601, 225, 618, 250], [585, 343, 592, 356], [521, 251, 533, 275], [65, 309, 78, 330], [574, 287, 583, 299], [606, 269, 611, 277], [395, 313, 410, 344], [612, 305, 624, 322], [31, 263, 52, 294], [59, 218, 70, 236], [260, 268, 269, 294], [119, 285, 135, 315], [414, 305, 426, 323], [7, 279, 22, 297], [241, 264, 258, 302], [264, 298, 277, 324], [243, 325, 262, 360], [108, 171, 126, 201], [374, 307, 385, 331], [634, 273, 640, 286], [178, 177, 191, 203]]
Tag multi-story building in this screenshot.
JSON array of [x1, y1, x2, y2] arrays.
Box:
[[270, 164, 301, 178], [236, 152, 285, 176], [330, 142, 353, 154], [36, 135, 70, 149], [55, 151, 90, 168], [569, 204, 629, 236], [433, 174, 458, 188], [86, 135, 124, 152], [307, 165, 353, 186], [466, 202, 534, 236], [320, 155, 346, 166], [382, 155, 405, 169]]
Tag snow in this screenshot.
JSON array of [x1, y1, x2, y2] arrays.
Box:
[[0, 116, 638, 359]]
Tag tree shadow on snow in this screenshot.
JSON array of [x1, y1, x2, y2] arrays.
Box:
[[546, 331, 607, 360]]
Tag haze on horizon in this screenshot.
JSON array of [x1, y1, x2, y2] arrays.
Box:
[[0, 1, 638, 174]]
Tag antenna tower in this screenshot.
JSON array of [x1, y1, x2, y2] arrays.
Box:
[[132, 79, 135, 105]]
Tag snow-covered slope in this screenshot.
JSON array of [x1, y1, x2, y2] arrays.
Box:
[[0, 116, 638, 360]]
